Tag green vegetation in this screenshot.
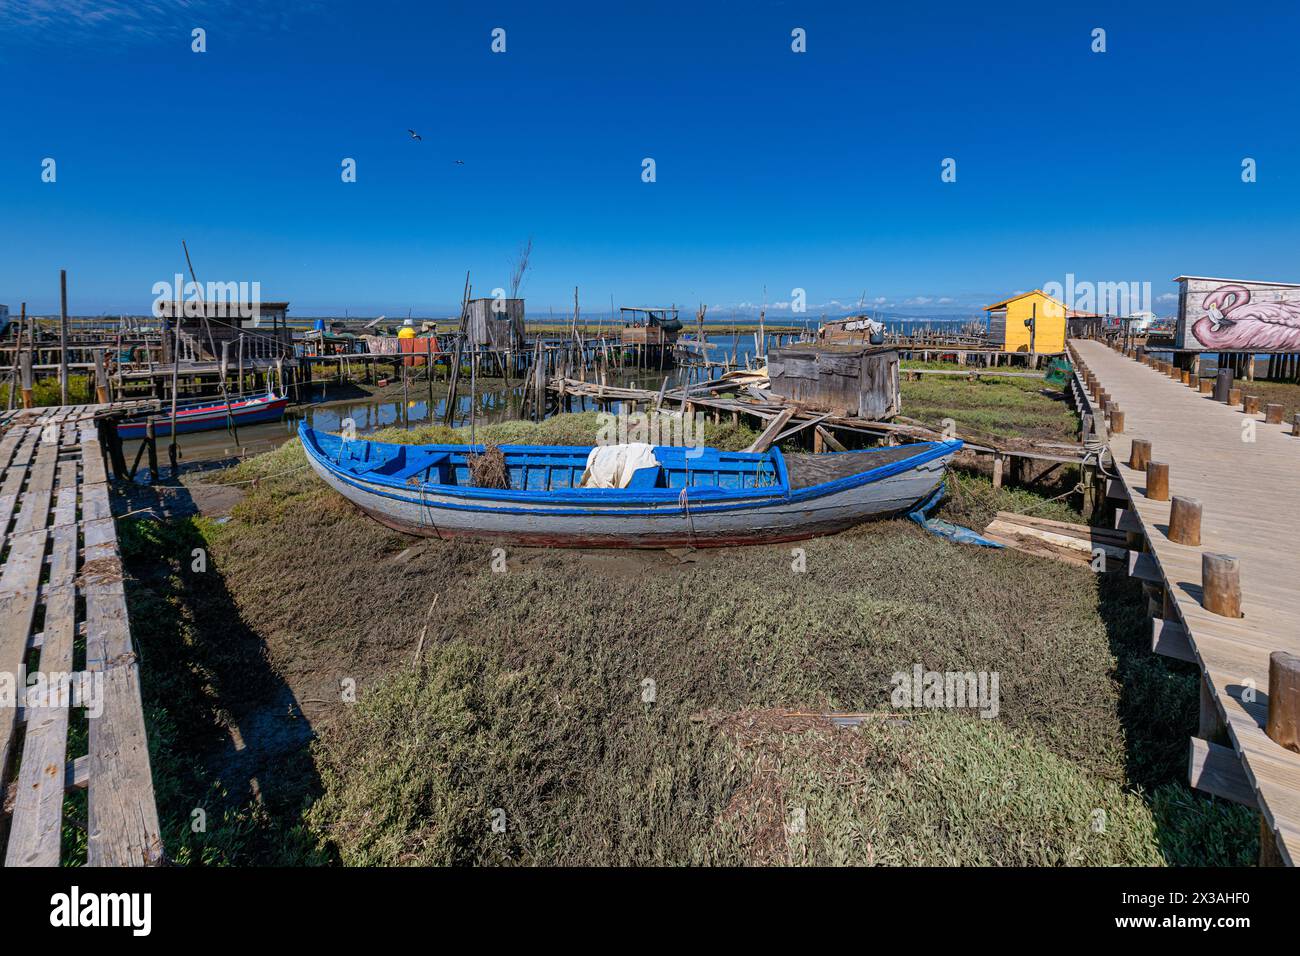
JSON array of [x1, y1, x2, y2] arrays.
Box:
[[110, 409, 1255, 866], [0, 373, 94, 408], [1236, 378, 1300, 424], [118, 516, 326, 865], [901, 373, 1080, 444]]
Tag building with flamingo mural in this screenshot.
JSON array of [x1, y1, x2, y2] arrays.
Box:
[[1175, 275, 1300, 352]]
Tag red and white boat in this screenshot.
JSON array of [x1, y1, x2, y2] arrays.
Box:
[[117, 391, 289, 439]]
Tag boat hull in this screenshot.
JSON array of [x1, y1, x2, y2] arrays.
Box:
[[118, 396, 289, 440], [301, 430, 956, 548]]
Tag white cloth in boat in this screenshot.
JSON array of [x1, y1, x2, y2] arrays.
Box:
[[579, 443, 661, 489]]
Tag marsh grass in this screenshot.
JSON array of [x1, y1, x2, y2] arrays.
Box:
[[122, 411, 1255, 866], [902, 374, 1079, 444]]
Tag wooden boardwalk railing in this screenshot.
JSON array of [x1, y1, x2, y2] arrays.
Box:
[[1071, 338, 1300, 865], [0, 404, 161, 866]]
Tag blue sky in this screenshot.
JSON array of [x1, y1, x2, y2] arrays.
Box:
[[2, 0, 1298, 317]]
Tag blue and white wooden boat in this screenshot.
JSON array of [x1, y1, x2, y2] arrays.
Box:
[[299, 422, 960, 548], [117, 391, 289, 440]]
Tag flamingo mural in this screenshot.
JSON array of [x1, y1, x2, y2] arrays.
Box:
[[1191, 283, 1300, 350]]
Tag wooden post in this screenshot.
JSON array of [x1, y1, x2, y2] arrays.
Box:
[[93, 348, 109, 403], [19, 349, 33, 409], [1168, 496, 1202, 546], [1128, 438, 1151, 471], [1198, 674, 1223, 741], [1243, 395, 1260, 414], [1227, 387, 1242, 406], [1180, 370, 1191, 386], [1198, 378, 1213, 394], [1293, 413, 1300, 438], [426, 336, 435, 410], [59, 268, 69, 406], [146, 418, 159, 483], [1265, 651, 1300, 754], [1264, 403, 1284, 425], [1201, 552, 1242, 618], [1145, 461, 1169, 500], [1110, 407, 1124, 433]]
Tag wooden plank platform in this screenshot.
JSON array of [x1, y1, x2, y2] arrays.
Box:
[[0, 404, 162, 866], [1073, 338, 1300, 865]]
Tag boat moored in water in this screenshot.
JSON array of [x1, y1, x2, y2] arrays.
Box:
[[117, 391, 289, 440], [299, 422, 960, 548]]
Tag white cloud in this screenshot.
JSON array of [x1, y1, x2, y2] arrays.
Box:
[[0, 0, 296, 43]]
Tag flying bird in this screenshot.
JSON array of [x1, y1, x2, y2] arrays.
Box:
[[407, 129, 422, 141], [454, 159, 464, 165]]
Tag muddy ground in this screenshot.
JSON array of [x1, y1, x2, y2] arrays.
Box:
[[110, 406, 1257, 866]]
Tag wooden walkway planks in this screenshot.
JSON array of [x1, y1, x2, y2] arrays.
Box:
[[0, 404, 162, 867], [1073, 338, 1300, 865]]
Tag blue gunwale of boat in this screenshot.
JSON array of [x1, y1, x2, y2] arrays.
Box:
[[298, 422, 961, 517]]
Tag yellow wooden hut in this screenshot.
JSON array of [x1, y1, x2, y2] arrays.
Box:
[[983, 290, 1067, 354]]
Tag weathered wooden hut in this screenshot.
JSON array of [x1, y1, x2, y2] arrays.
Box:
[[155, 300, 294, 360], [619, 307, 682, 346], [767, 343, 900, 419], [467, 298, 525, 349]]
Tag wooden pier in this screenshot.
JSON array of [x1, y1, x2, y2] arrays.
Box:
[[545, 372, 1095, 479], [1071, 337, 1300, 866], [0, 403, 161, 866]]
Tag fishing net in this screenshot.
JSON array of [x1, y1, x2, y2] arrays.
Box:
[[467, 442, 510, 489]]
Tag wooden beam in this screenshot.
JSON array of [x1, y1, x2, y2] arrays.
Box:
[[1113, 508, 1142, 533], [814, 425, 846, 452], [1188, 738, 1258, 808], [771, 412, 833, 445], [1151, 618, 1196, 663], [744, 407, 796, 454], [1128, 551, 1162, 583]]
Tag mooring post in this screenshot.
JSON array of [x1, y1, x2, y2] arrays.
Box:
[[1128, 438, 1151, 471], [146, 418, 159, 484], [59, 268, 69, 406], [1145, 460, 1169, 500], [93, 349, 109, 404], [1110, 406, 1124, 433], [1168, 495, 1202, 546], [1266, 651, 1300, 754], [1201, 553, 1242, 618], [19, 350, 33, 409]]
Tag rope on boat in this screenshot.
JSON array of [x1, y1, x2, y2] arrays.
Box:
[[678, 486, 696, 545]]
